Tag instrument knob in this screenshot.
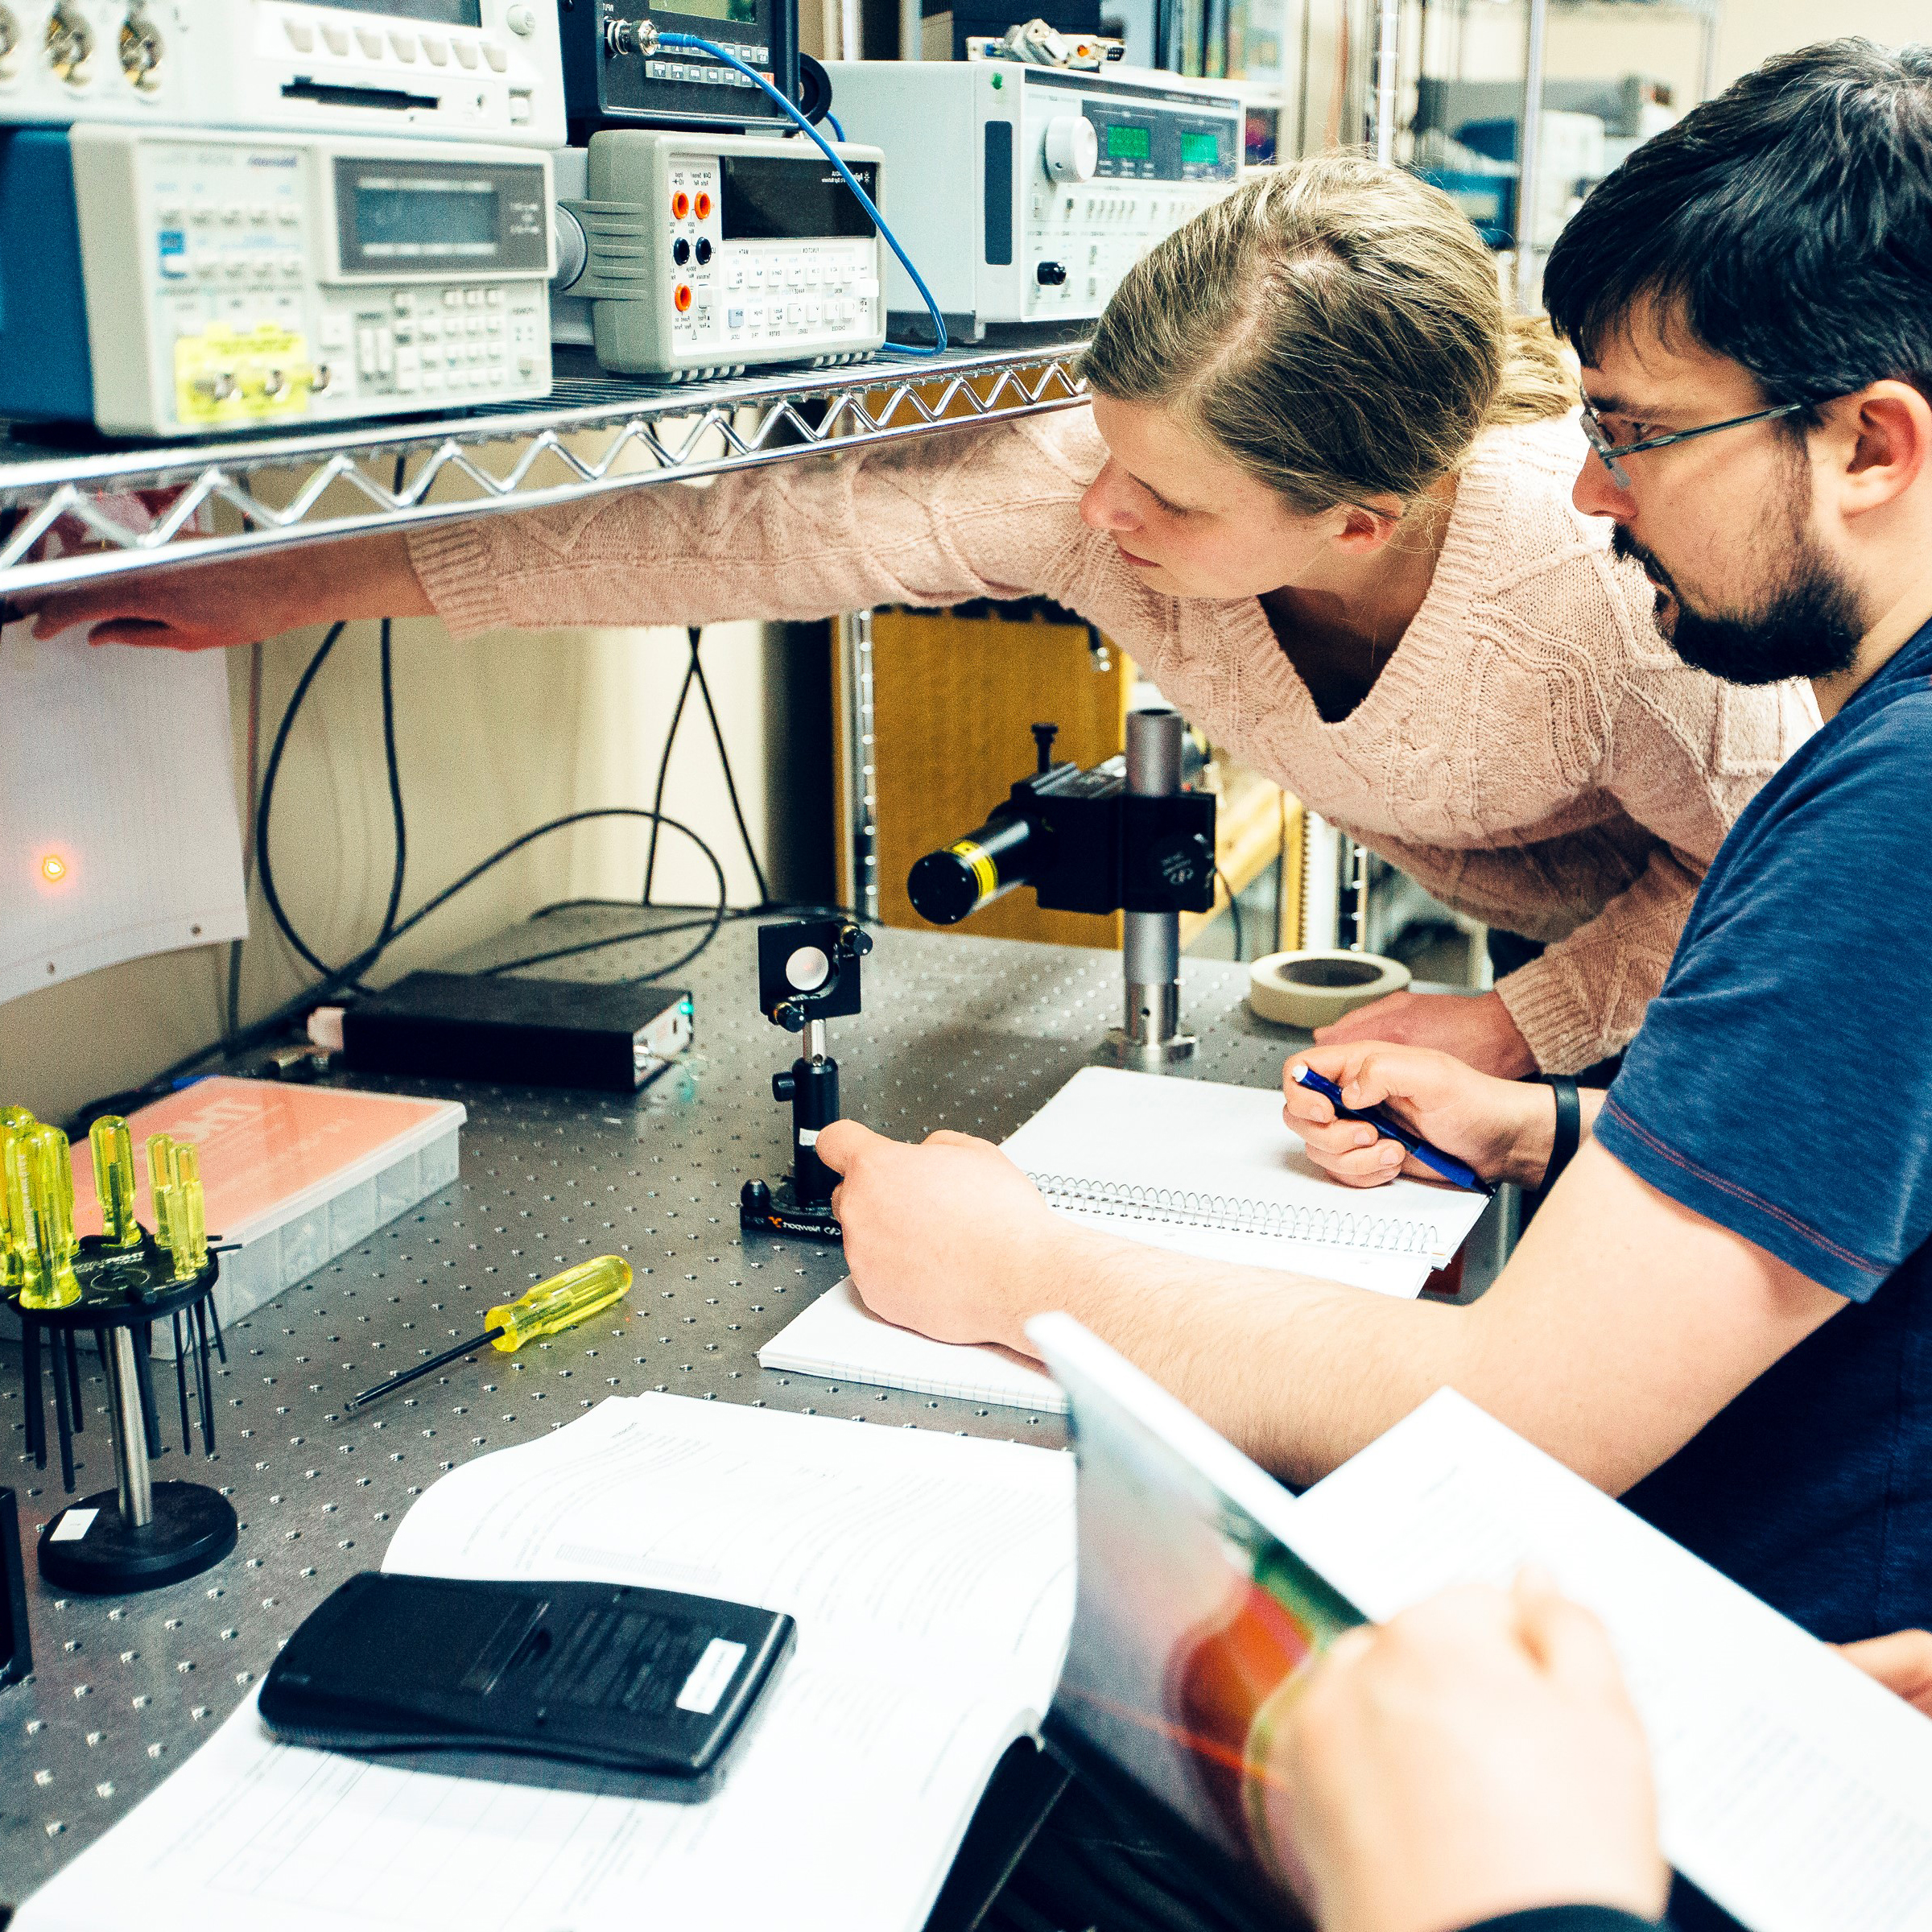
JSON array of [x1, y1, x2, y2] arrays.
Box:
[[1035, 259, 1068, 287], [1042, 114, 1098, 184], [506, 3, 537, 32]]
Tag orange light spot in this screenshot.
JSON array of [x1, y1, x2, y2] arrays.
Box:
[[39, 852, 68, 884]]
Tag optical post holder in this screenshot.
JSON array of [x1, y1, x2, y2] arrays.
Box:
[[739, 919, 873, 1243], [906, 708, 1216, 1063]]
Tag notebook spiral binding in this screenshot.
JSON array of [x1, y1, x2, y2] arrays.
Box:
[[1026, 1173, 1443, 1257]]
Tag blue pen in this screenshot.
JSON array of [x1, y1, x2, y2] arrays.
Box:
[[1291, 1067, 1492, 1194]]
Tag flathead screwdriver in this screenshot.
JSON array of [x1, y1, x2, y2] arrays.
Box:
[[346, 1255, 634, 1412]]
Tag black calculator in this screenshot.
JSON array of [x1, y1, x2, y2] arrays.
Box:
[[260, 1572, 795, 1799]]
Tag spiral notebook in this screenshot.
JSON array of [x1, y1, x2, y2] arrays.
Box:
[[758, 1068, 1492, 1413]]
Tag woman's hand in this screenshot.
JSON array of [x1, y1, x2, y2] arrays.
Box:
[[17, 530, 428, 650], [1284, 1041, 1554, 1191], [1315, 987, 1538, 1080]]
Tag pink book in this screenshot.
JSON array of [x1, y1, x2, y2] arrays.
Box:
[[64, 1076, 465, 1334]]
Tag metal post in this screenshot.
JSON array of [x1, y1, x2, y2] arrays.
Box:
[[803, 1018, 828, 1064], [835, 612, 881, 923], [1372, 0, 1401, 163], [1108, 709, 1196, 1067], [109, 1327, 154, 1530], [1514, 0, 1550, 305], [899, 0, 920, 59]]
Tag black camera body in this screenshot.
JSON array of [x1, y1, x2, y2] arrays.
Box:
[[907, 727, 1216, 927]]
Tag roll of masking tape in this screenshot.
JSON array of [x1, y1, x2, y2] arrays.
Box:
[[1247, 950, 1411, 1030]]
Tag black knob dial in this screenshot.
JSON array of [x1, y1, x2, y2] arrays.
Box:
[[741, 1178, 772, 1214], [695, 237, 713, 265], [1036, 260, 1067, 287], [672, 237, 691, 266], [772, 1070, 797, 1102]]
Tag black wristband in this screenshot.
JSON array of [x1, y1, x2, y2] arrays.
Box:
[[1532, 1075, 1581, 1192]]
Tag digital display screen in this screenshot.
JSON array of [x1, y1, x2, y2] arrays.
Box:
[[661, 0, 761, 20], [334, 158, 549, 275], [318, 0, 483, 23], [720, 156, 877, 240], [1104, 125, 1152, 160], [1180, 130, 1222, 166], [353, 180, 499, 257]]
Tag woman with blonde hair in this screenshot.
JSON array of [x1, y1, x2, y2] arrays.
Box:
[[35, 156, 1812, 1075]]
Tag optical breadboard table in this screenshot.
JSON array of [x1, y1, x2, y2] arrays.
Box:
[[0, 915, 1506, 1908]]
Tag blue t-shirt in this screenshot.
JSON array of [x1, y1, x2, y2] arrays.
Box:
[[1597, 617, 1932, 1643]]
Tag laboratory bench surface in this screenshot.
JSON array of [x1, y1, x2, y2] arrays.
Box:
[[0, 914, 1505, 1907]]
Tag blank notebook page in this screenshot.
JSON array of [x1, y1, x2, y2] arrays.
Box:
[[1001, 1067, 1490, 1294], [758, 1067, 1495, 1413]]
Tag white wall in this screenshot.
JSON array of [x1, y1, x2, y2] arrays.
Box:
[[1716, 2, 1927, 86], [1452, 1, 1925, 107], [0, 612, 778, 1125]]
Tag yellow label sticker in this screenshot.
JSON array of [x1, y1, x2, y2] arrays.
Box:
[[173, 323, 313, 427]]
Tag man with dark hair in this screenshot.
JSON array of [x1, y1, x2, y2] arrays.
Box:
[[817, 35, 1932, 1647]]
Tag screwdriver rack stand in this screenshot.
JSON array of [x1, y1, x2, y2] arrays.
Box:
[[0, 343, 1090, 598], [10, 1243, 235, 1596]]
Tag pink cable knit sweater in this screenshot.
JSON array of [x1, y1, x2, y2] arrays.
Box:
[[407, 406, 1814, 1073]]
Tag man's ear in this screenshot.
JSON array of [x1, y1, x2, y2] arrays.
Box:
[[1831, 380, 1932, 521]]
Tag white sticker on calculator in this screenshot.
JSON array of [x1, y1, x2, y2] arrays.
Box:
[[675, 1637, 746, 1715]]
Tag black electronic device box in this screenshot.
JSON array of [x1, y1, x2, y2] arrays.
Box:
[[341, 972, 692, 1092], [261, 1573, 795, 1798], [561, 0, 803, 138]]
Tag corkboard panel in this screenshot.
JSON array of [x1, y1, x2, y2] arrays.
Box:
[[871, 607, 1127, 948]]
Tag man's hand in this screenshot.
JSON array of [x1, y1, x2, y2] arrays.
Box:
[[1839, 1629, 1932, 1719], [815, 1121, 1065, 1352], [17, 530, 429, 650], [1315, 988, 1538, 1080], [1283, 1042, 1557, 1191], [1274, 1572, 1670, 1932]]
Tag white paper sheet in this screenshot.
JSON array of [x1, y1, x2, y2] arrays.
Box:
[[1003, 1067, 1491, 1290], [759, 1278, 1068, 1414], [1292, 1392, 1932, 1932], [14, 1397, 1077, 1932]]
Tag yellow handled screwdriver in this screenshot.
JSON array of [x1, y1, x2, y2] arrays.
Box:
[[345, 1255, 633, 1412]]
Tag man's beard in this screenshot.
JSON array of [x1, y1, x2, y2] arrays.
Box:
[[1612, 490, 1865, 687]]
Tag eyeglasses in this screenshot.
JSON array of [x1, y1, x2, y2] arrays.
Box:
[[1578, 398, 1808, 489]]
